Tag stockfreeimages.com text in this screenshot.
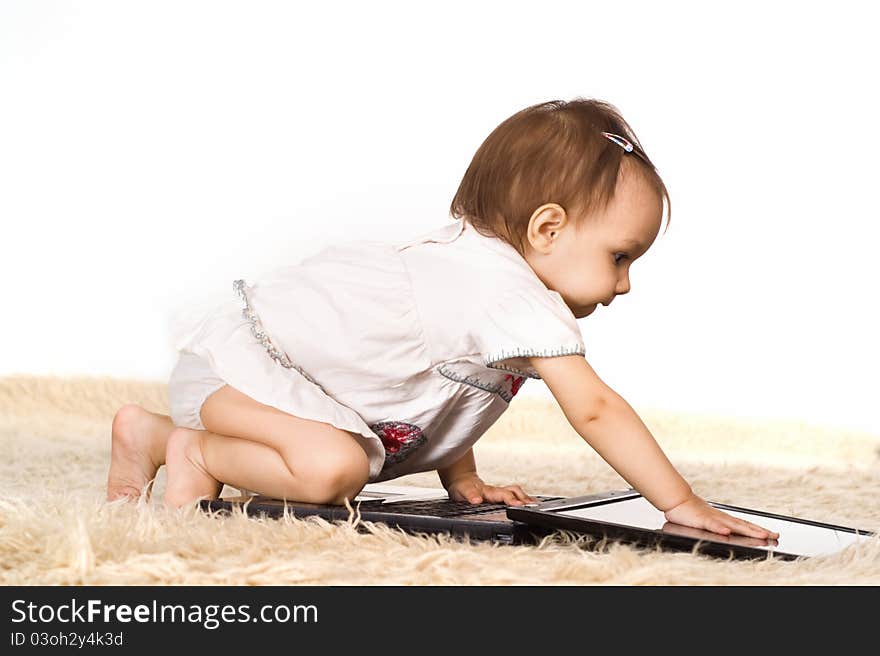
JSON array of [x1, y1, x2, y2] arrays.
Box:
[[10, 599, 317, 630]]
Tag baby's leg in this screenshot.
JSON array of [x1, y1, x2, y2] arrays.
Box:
[[164, 428, 340, 507], [163, 384, 371, 509], [107, 404, 176, 501]]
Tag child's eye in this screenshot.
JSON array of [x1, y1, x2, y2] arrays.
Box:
[[614, 253, 627, 264]]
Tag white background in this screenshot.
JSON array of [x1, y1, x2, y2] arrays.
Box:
[[2, 1, 878, 433]]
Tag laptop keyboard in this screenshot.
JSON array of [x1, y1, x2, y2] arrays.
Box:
[[366, 497, 565, 517]]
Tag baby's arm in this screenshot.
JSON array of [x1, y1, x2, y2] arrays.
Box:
[[437, 448, 536, 505], [529, 355, 779, 539], [437, 448, 478, 490]]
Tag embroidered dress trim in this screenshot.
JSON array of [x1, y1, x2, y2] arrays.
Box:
[[232, 279, 321, 387], [484, 344, 587, 379], [371, 421, 427, 468], [437, 363, 514, 403]]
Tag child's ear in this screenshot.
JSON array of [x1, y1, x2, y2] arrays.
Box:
[[526, 203, 568, 253]]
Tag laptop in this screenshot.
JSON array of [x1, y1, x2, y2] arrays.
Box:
[[202, 482, 572, 545], [506, 489, 877, 561], [201, 484, 876, 560]]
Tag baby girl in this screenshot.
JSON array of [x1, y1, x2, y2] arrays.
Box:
[[107, 97, 778, 540]]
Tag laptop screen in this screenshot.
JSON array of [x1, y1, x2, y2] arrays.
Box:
[[555, 496, 870, 558]]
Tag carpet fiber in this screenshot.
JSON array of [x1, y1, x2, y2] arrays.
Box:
[[2, 375, 879, 585]]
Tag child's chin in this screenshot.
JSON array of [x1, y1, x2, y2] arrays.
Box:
[[576, 304, 598, 318]]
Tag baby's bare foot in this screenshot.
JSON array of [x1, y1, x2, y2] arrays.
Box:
[[163, 427, 222, 509], [107, 404, 174, 501]]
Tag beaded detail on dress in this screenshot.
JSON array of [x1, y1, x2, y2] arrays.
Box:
[[484, 344, 587, 379], [437, 363, 526, 403], [232, 279, 320, 386], [372, 421, 427, 468]]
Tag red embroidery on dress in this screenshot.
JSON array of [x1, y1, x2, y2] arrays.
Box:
[[504, 374, 525, 397], [371, 421, 427, 468]]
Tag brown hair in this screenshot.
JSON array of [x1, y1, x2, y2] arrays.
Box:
[[449, 97, 671, 257]]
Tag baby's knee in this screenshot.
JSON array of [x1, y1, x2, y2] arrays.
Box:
[[298, 448, 370, 505]]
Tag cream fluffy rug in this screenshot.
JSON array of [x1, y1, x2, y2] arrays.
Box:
[[1, 375, 879, 585]]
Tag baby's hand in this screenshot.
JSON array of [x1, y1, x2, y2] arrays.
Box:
[[663, 494, 780, 540], [446, 473, 537, 506]]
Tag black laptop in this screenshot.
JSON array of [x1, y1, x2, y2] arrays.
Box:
[[202, 484, 876, 560], [202, 483, 571, 545], [506, 489, 876, 561]]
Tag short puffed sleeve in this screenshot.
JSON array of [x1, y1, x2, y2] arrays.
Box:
[[474, 285, 586, 379]]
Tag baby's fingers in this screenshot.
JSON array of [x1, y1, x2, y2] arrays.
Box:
[[451, 480, 483, 504], [724, 516, 779, 539], [482, 486, 524, 506], [507, 484, 537, 504]]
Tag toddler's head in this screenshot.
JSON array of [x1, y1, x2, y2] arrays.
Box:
[[450, 98, 670, 318]]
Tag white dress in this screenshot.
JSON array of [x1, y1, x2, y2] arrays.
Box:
[[168, 220, 586, 483]]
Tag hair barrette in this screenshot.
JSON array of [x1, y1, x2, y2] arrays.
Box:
[[601, 131, 634, 153]]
